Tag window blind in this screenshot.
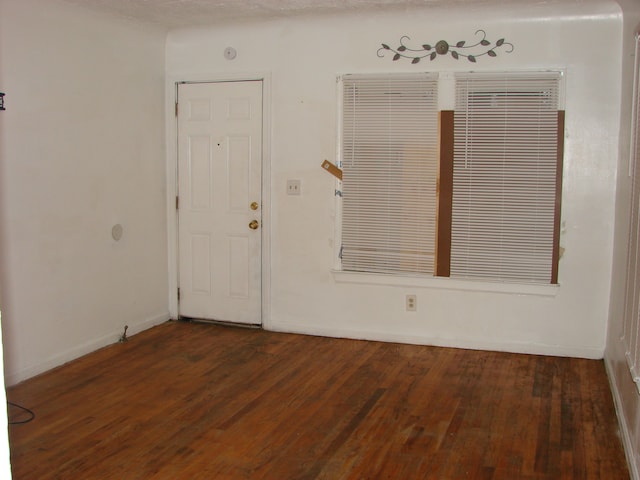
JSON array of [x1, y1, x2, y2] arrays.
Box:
[[623, 34, 640, 393], [341, 74, 439, 275], [451, 72, 563, 283]]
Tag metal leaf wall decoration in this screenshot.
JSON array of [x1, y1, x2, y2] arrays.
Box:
[[378, 30, 514, 64]]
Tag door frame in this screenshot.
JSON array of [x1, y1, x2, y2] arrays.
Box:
[[166, 73, 272, 327]]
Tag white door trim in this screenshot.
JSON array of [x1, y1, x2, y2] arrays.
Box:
[[165, 73, 272, 328]]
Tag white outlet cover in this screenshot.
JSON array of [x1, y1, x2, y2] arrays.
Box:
[[287, 179, 301, 195]]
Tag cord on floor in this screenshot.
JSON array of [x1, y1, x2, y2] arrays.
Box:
[[7, 401, 35, 425]]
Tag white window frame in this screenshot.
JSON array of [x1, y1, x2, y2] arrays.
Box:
[[333, 70, 565, 296]]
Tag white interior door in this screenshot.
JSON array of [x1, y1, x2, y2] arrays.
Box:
[[177, 81, 262, 325]]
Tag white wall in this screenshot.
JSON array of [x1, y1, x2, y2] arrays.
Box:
[[0, 0, 170, 385], [606, 0, 640, 476], [167, 1, 623, 359]]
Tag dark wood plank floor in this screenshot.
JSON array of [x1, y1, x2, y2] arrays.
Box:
[[7, 321, 629, 479]]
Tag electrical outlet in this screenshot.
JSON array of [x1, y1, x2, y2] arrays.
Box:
[[286, 179, 301, 195], [406, 294, 417, 312]]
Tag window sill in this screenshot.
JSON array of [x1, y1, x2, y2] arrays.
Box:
[[331, 270, 560, 297]]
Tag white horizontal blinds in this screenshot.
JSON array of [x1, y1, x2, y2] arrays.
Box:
[[341, 74, 439, 274], [451, 72, 561, 283], [623, 34, 640, 392]]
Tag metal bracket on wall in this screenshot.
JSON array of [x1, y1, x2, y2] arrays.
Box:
[[321, 160, 343, 180]]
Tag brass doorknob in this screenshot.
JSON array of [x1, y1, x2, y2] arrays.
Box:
[[250, 202, 259, 211], [249, 220, 259, 230]]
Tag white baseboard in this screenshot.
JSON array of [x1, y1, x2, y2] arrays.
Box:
[[605, 356, 639, 480], [265, 319, 604, 359], [5, 312, 170, 386]]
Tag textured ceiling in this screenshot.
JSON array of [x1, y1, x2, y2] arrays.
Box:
[[60, 0, 577, 29]]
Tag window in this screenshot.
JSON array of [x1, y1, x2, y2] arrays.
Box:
[[341, 74, 439, 275], [443, 72, 564, 283], [339, 71, 565, 285]]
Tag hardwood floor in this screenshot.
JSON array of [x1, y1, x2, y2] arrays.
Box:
[[7, 321, 629, 479]]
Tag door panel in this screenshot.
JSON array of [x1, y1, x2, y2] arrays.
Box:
[[178, 81, 262, 325]]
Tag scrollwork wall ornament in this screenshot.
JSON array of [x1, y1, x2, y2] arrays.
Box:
[[377, 30, 514, 64]]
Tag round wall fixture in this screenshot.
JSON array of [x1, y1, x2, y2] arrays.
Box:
[[224, 47, 237, 60], [112, 224, 123, 241]]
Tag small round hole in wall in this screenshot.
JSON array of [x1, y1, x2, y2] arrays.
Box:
[[224, 47, 237, 60], [112, 224, 123, 241]]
